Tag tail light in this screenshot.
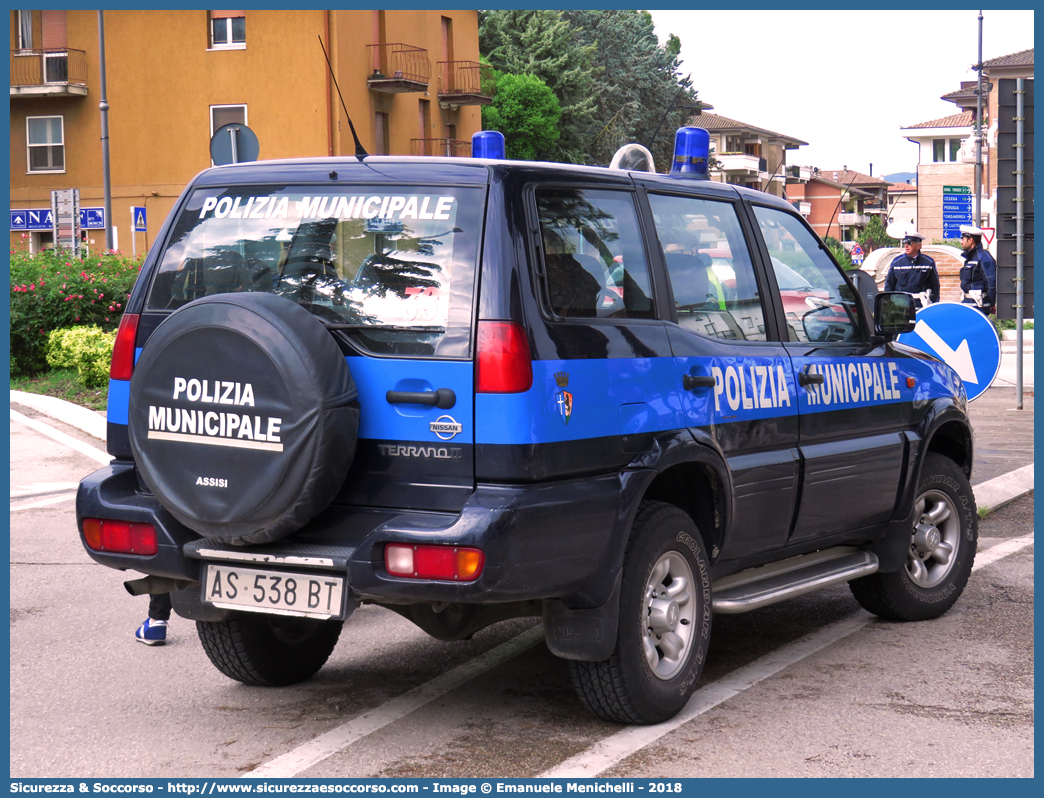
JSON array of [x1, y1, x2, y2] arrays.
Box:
[[476, 320, 532, 393], [109, 313, 140, 381], [82, 518, 158, 556], [385, 543, 485, 581]]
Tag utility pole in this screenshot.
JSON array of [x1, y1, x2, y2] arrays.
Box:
[[974, 10, 983, 226], [98, 11, 113, 251]]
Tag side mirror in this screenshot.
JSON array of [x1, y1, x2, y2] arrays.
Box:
[[874, 291, 916, 338]]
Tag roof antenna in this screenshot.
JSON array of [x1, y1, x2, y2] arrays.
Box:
[[318, 35, 368, 161]]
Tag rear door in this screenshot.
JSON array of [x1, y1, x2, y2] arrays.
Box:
[[143, 179, 487, 513], [643, 187, 801, 559]]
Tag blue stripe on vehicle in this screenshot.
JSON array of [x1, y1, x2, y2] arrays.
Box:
[[476, 355, 958, 446], [477, 358, 683, 445], [107, 379, 130, 424]]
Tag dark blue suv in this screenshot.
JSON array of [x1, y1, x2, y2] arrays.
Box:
[[77, 133, 977, 724]]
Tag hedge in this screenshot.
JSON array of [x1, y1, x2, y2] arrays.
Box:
[[10, 248, 142, 376]]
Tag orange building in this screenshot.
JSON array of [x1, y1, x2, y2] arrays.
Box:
[[10, 9, 489, 255]]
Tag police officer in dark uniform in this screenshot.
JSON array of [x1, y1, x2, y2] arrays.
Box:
[[958, 224, 997, 315], [884, 231, 939, 309]]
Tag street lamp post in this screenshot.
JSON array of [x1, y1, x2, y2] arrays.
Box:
[[98, 11, 113, 251]]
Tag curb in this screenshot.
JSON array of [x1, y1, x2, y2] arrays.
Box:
[[973, 464, 1034, 515], [10, 392, 1034, 515], [10, 389, 107, 441]]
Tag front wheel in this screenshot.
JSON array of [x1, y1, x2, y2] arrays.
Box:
[[570, 502, 712, 724], [849, 454, 977, 621], [197, 612, 343, 686]]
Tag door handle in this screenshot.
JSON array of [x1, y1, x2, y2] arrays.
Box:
[[799, 371, 824, 386], [386, 388, 457, 409], [683, 374, 717, 390]]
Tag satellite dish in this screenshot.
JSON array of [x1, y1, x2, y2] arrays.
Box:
[[610, 143, 656, 173], [210, 123, 260, 165]]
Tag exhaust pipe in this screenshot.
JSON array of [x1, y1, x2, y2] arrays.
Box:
[[124, 576, 197, 596]]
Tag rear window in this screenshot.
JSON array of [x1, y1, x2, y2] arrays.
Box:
[[147, 184, 484, 358]]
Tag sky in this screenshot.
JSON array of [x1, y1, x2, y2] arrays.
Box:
[[648, 8, 1035, 178]]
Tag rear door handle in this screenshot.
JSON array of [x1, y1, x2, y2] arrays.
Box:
[[799, 371, 824, 386], [386, 388, 456, 409], [683, 374, 716, 390]]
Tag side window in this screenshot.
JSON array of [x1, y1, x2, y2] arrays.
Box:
[[26, 115, 64, 173], [535, 188, 654, 320], [648, 193, 767, 342], [752, 205, 864, 344]]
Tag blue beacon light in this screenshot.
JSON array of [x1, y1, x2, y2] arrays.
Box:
[[472, 131, 506, 160], [670, 127, 710, 180]]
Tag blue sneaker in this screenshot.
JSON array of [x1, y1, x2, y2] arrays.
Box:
[[135, 618, 167, 646]]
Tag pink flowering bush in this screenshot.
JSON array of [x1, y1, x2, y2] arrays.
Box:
[[10, 249, 142, 375]]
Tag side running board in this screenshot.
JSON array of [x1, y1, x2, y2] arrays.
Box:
[[712, 547, 879, 614]]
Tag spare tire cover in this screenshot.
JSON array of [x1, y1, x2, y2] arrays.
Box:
[[129, 292, 359, 545]]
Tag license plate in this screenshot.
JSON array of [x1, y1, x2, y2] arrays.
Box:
[[202, 564, 346, 619]]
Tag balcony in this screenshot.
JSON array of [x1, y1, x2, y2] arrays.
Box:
[[366, 44, 430, 94], [437, 61, 494, 107], [793, 201, 812, 217], [714, 153, 760, 175], [786, 165, 812, 183], [838, 213, 870, 226], [411, 138, 471, 157], [11, 49, 88, 97]]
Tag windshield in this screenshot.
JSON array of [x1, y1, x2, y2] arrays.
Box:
[[147, 184, 484, 358]]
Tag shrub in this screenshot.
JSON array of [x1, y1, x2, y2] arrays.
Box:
[[9, 249, 141, 376], [46, 326, 116, 389]]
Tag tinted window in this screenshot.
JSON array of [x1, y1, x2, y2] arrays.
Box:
[[649, 193, 767, 342], [147, 185, 483, 358], [535, 188, 654, 319], [753, 205, 863, 344]]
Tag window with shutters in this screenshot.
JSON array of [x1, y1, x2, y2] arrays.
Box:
[[209, 10, 245, 49], [27, 116, 65, 174], [41, 9, 68, 82]]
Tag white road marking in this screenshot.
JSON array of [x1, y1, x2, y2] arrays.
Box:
[[11, 493, 77, 512], [244, 625, 545, 778], [540, 533, 1034, 778], [10, 409, 111, 465]]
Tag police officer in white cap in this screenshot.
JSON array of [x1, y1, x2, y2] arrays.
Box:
[[884, 231, 939, 309], [959, 224, 997, 315]]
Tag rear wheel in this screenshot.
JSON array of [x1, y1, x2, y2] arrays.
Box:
[[196, 612, 343, 686], [570, 502, 712, 724], [849, 454, 977, 621]]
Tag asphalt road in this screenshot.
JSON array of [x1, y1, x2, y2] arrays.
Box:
[[9, 408, 1034, 779]]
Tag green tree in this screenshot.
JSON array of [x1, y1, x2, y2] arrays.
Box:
[[856, 216, 899, 253], [562, 10, 699, 170], [481, 72, 561, 161], [479, 10, 597, 163]]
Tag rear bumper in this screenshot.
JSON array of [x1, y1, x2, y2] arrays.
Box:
[[76, 463, 644, 607]]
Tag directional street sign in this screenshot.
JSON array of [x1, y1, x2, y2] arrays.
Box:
[[896, 302, 1001, 401], [942, 185, 973, 239]]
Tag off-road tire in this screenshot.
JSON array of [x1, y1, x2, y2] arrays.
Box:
[[569, 501, 712, 724], [849, 454, 977, 621], [197, 612, 343, 686]]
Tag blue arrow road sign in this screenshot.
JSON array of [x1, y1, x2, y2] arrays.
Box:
[[896, 302, 1001, 401]]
